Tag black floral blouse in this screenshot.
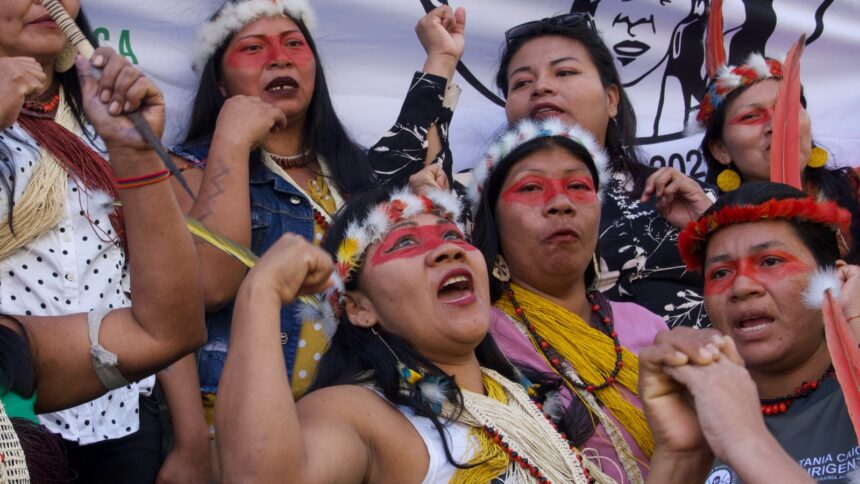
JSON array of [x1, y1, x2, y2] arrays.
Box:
[[368, 72, 458, 188], [598, 174, 710, 328]]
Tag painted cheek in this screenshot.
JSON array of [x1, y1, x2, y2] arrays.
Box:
[[501, 176, 596, 206], [369, 225, 476, 266], [281, 36, 314, 68]]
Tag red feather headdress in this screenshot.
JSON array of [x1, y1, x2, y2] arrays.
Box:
[[678, 197, 851, 272]]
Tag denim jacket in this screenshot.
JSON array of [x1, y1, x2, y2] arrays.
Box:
[[171, 143, 316, 393]]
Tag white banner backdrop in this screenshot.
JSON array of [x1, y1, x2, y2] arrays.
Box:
[[81, 0, 860, 179]]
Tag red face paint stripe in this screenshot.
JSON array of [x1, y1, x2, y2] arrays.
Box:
[[224, 32, 313, 70], [729, 107, 773, 126], [501, 175, 597, 207], [370, 223, 476, 266], [704, 250, 810, 295]]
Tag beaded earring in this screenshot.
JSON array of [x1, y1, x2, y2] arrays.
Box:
[[372, 327, 423, 385], [716, 167, 741, 192], [808, 146, 829, 169]]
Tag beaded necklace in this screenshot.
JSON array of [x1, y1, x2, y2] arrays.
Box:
[[505, 288, 624, 393], [269, 151, 312, 169], [21, 86, 61, 117], [760, 367, 835, 416]]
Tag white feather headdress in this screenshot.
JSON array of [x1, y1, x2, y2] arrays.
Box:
[[467, 118, 610, 210], [192, 0, 316, 71]]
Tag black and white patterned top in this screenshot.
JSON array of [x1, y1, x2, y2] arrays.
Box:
[[0, 124, 154, 444], [598, 173, 710, 329], [369, 72, 459, 188]]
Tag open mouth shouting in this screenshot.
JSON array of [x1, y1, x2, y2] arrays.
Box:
[[733, 310, 775, 340], [437, 269, 476, 306], [265, 76, 299, 97], [530, 102, 565, 120]]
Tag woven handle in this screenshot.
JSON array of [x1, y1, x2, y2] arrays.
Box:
[[39, 0, 95, 59]]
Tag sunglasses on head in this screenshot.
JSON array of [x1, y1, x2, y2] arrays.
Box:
[[504, 13, 596, 47]]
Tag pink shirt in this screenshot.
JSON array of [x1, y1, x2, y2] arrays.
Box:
[[489, 300, 667, 483]]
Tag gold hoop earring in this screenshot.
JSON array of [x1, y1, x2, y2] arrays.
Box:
[[55, 42, 76, 73], [492, 254, 511, 282], [716, 168, 741, 192]]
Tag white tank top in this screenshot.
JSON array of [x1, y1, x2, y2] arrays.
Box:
[[371, 389, 473, 483]]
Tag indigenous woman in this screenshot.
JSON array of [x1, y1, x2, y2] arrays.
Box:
[[0, 2, 204, 481], [170, 1, 465, 424], [0, 48, 204, 481], [697, 56, 860, 263], [678, 181, 860, 483], [494, 15, 713, 329], [215, 186, 720, 483], [469, 119, 666, 483]]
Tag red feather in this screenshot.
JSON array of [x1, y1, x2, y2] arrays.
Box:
[[770, 35, 806, 190], [822, 289, 860, 440], [705, 0, 726, 78]]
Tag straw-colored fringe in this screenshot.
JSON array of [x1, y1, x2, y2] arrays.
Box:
[[0, 93, 73, 260], [496, 284, 655, 460], [451, 375, 510, 484], [447, 369, 612, 484], [0, 399, 30, 483]]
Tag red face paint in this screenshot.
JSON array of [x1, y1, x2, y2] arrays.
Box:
[[729, 107, 773, 126], [225, 31, 314, 70], [704, 250, 810, 296], [501, 175, 597, 207], [370, 223, 476, 266]]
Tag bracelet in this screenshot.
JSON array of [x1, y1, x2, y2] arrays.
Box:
[[115, 170, 172, 189], [847, 314, 860, 323]]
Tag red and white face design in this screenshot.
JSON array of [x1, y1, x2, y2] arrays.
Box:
[[710, 79, 813, 182], [220, 16, 316, 123], [0, 0, 79, 62], [703, 220, 826, 372], [355, 213, 490, 363], [495, 146, 600, 294]]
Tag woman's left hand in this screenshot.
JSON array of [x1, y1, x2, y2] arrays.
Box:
[[75, 47, 165, 152], [641, 168, 713, 228], [408, 163, 449, 197]]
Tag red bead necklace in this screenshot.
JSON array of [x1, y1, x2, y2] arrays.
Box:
[[313, 208, 330, 232], [760, 367, 834, 416], [22, 86, 61, 117], [505, 287, 624, 393]]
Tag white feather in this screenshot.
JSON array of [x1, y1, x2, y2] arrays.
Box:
[[87, 189, 117, 221], [400, 193, 426, 219], [542, 390, 565, 422], [426, 189, 463, 221], [418, 380, 447, 407], [193, 0, 316, 70], [364, 206, 390, 243], [745, 53, 771, 78], [802, 266, 841, 309]]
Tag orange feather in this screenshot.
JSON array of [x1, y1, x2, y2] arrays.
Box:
[[822, 290, 860, 440], [705, 0, 726, 78], [770, 35, 806, 190]]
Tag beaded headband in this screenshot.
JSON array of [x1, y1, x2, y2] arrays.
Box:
[[192, 0, 316, 71], [299, 187, 465, 333], [466, 118, 609, 210], [677, 197, 851, 271], [695, 53, 784, 126]]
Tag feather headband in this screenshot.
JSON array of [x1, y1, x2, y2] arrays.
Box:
[[299, 187, 465, 334], [192, 0, 316, 71], [695, 53, 784, 126], [466, 118, 609, 210], [678, 197, 851, 272]]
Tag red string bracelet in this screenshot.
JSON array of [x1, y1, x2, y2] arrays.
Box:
[[115, 171, 172, 189], [115, 169, 170, 185]]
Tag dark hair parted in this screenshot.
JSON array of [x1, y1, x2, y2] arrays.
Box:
[[495, 20, 654, 194], [701, 84, 860, 263], [309, 187, 520, 469], [701, 182, 841, 268], [471, 136, 601, 302], [183, 9, 373, 195]]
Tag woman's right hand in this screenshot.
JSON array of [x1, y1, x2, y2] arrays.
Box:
[[213, 95, 287, 152], [408, 163, 449, 196], [245, 234, 334, 305], [0, 57, 46, 129], [417, 5, 466, 78]]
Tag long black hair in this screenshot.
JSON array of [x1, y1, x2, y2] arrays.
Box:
[[471, 136, 602, 302], [700, 82, 860, 264], [495, 19, 654, 194], [183, 4, 373, 195], [309, 187, 520, 468], [701, 181, 841, 268]]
